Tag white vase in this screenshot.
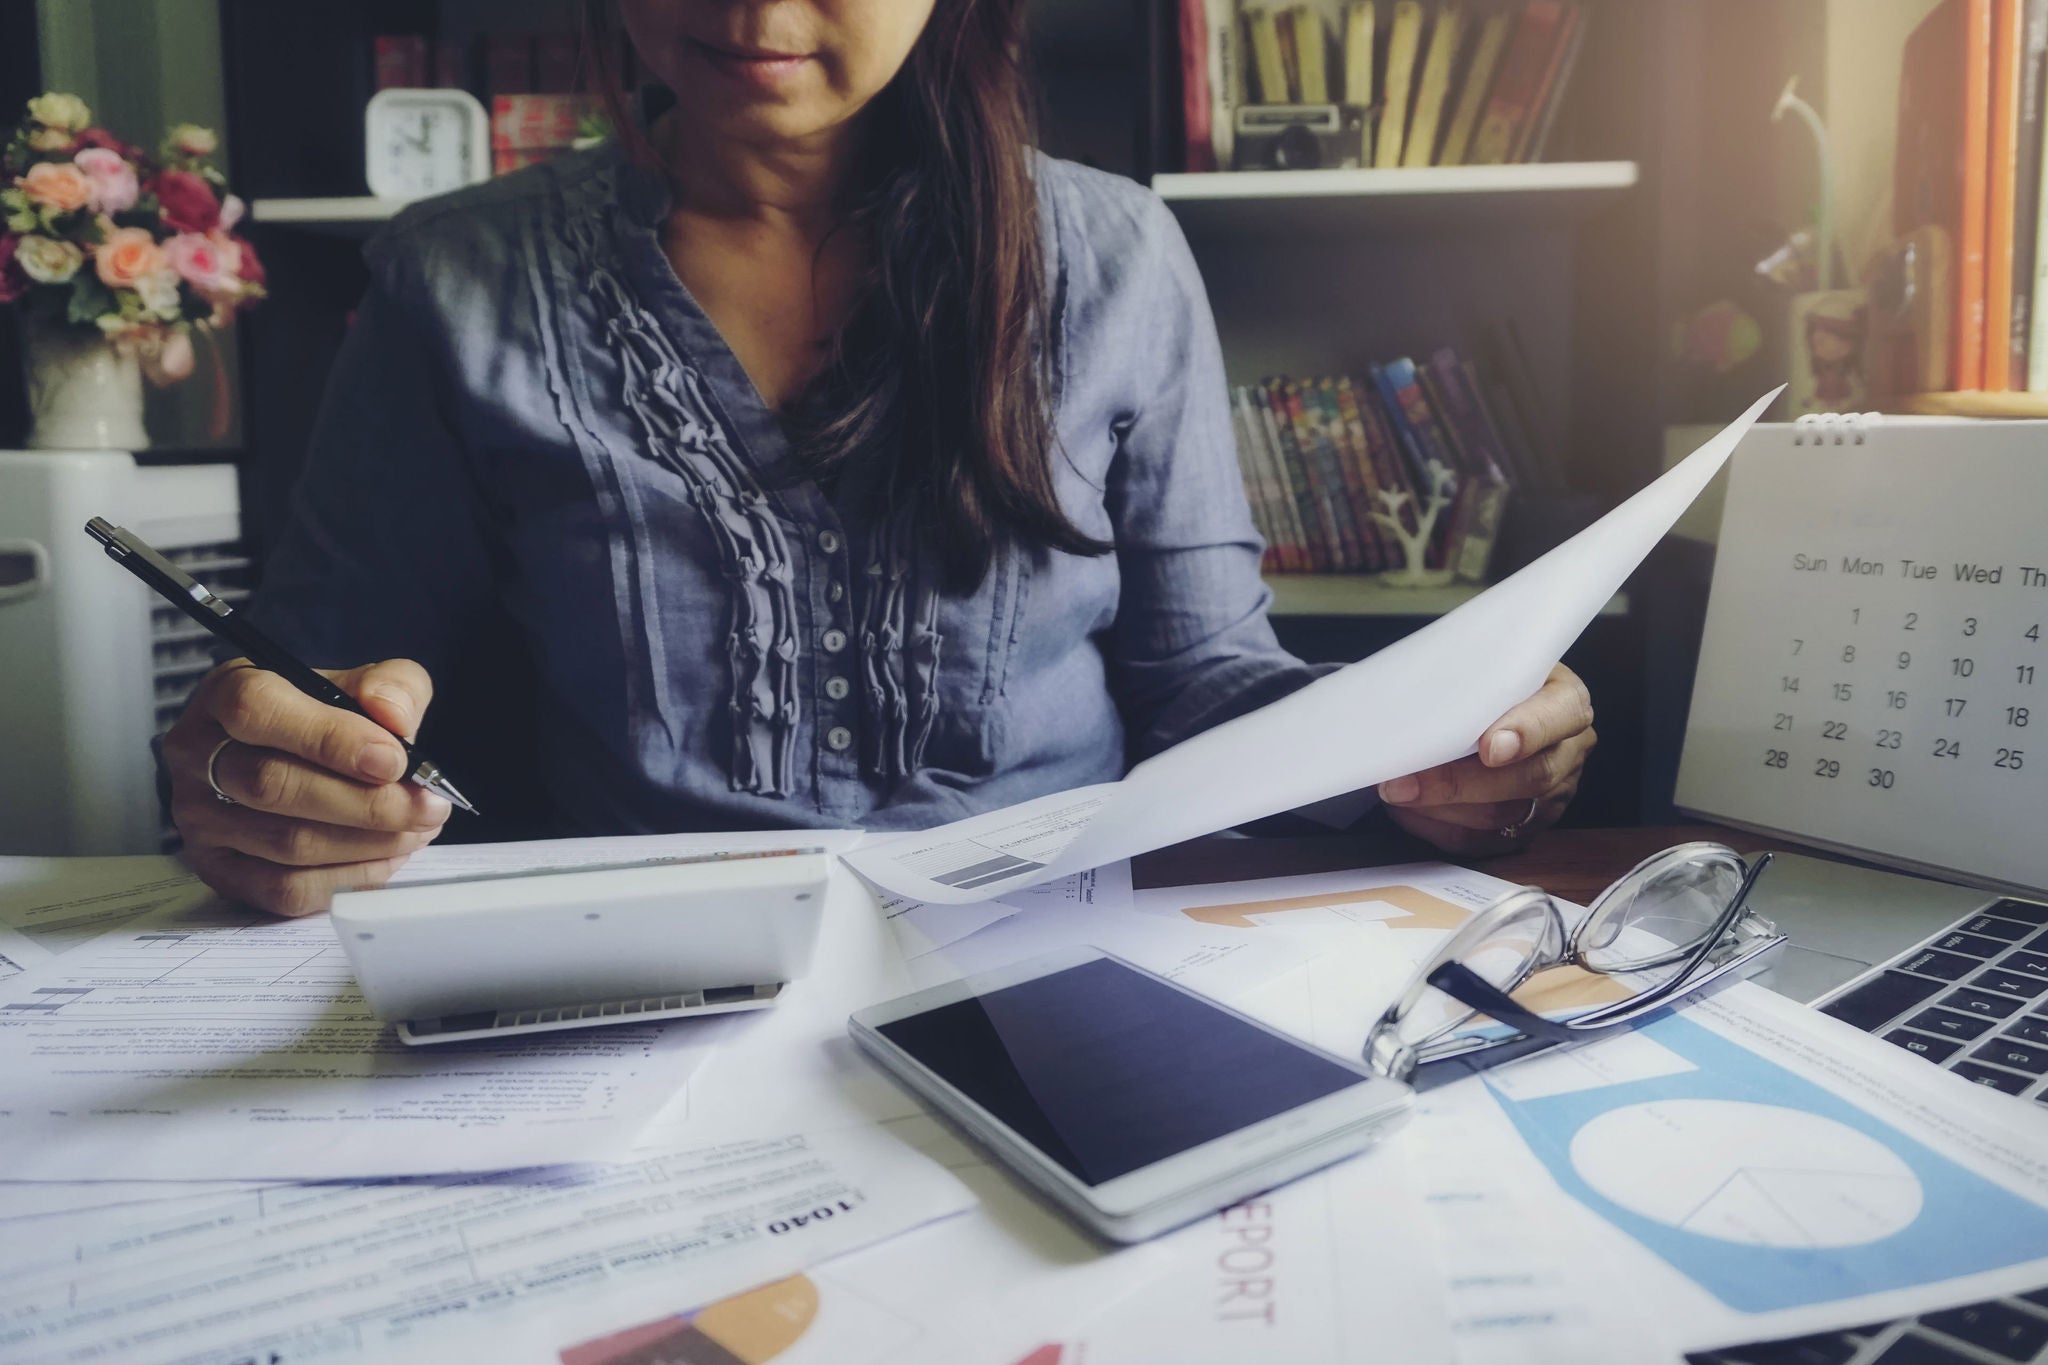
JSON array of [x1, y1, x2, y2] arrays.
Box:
[[22, 324, 149, 451]]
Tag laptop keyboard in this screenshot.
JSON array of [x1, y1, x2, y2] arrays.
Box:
[[1815, 897, 2048, 1108], [1686, 895, 2048, 1365]]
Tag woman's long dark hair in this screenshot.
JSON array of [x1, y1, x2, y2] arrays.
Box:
[[584, 0, 1112, 593]]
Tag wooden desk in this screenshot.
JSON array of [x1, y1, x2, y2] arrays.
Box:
[[1136, 823, 1778, 905]]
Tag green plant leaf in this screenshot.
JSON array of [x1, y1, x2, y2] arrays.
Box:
[[66, 273, 114, 325]]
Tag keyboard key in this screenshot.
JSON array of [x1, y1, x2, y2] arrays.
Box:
[[1973, 968, 2048, 1000], [2002, 951, 2048, 982], [1702, 1333, 1864, 1364], [1990, 899, 2048, 926], [2020, 1287, 2048, 1309], [2008, 1017, 2048, 1047], [1963, 915, 2038, 941], [1921, 1299, 2048, 1360], [1951, 1061, 2036, 1095], [1872, 1332, 1979, 1363], [1971, 1038, 2048, 1074], [1934, 931, 2011, 959], [1900, 949, 1982, 982], [1885, 1030, 1963, 1063], [1908, 1008, 1995, 1041], [1940, 988, 2025, 1020], [1823, 972, 1945, 1031]]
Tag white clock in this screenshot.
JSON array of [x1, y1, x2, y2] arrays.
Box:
[[364, 88, 491, 200]]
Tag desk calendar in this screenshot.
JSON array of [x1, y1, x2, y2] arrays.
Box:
[[1676, 417, 2048, 895]]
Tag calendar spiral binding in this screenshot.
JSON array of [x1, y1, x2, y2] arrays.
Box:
[[1791, 411, 1884, 446]]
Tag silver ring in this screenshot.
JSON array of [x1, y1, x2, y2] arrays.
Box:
[[1497, 797, 1540, 842], [206, 738, 240, 805]]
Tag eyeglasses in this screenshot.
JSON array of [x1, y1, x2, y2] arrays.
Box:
[[1364, 843, 1782, 1089]]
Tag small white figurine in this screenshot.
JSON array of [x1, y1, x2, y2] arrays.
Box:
[[1369, 460, 1459, 587]]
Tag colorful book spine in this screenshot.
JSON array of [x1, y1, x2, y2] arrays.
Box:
[[1205, 0, 1244, 170], [1238, 384, 1300, 571], [1990, 0, 2025, 389], [1305, 379, 1373, 569], [1246, 7, 1291, 105], [1421, 351, 1511, 581], [2012, 0, 2048, 387], [1375, 1, 1426, 168], [1371, 360, 1462, 570], [1965, 0, 1996, 390], [1282, 380, 1358, 569], [1354, 376, 1429, 559], [1344, 1, 1377, 109], [1229, 386, 1282, 570], [1291, 5, 1330, 104], [1440, 10, 1511, 166], [1327, 378, 1391, 571], [1254, 385, 1319, 571], [1179, 0, 1216, 173], [1521, 2, 1589, 163], [1469, 1, 1569, 165], [1403, 5, 1464, 167]]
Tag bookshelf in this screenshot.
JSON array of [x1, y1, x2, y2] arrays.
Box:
[[249, 197, 408, 233], [1264, 576, 1629, 619], [1154, 161, 1641, 236]]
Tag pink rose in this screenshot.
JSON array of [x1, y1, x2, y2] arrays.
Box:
[[0, 236, 27, 303], [164, 231, 240, 297], [151, 170, 219, 233], [73, 147, 138, 214], [232, 234, 264, 288], [18, 161, 92, 213], [142, 328, 195, 385], [95, 225, 166, 289], [75, 128, 146, 163]]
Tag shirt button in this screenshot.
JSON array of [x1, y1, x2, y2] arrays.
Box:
[[818, 530, 842, 554], [825, 676, 850, 701], [827, 726, 853, 752], [827, 582, 845, 604], [821, 628, 847, 653]]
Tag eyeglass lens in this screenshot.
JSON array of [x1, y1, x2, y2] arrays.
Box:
[[1394, 894, 1558, 1051], [1577, 852, 1748, 978]]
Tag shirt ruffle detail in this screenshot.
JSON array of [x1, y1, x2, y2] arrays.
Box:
[[563, 206, 799, 798], [856, 500, 943, 784]]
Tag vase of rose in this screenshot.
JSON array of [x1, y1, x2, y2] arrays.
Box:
[[1, 92, 264, 450]]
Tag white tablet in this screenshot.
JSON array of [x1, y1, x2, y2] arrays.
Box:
[[849, 946, 1412, 1243]]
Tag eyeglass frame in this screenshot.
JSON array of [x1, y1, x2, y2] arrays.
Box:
[[1363, 843, 1783, 1090]]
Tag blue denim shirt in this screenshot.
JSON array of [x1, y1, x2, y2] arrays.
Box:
[[247, 144, 1322, 838]]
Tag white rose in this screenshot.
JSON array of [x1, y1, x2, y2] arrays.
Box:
[[136, 267, 183, 321], [26, 92, 90, 132], [16, 234, 84, 284], [167, 124, 218, 157]]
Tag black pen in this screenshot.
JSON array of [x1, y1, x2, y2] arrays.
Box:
[[84, 517, 478, 815]]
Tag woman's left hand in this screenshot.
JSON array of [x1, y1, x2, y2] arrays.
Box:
[[1376, 663, 1596, 856]]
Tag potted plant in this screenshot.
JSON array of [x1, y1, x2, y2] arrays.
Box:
[[1, 92, 264, 450]]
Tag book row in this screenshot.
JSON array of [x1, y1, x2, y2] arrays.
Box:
[[1893, 0, 2048, 394], [1231, 344, 1560, 582], [1179, 0, 1589, 172]]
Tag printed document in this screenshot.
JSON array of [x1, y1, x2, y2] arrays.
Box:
[[0, 833, 863, 1181], [0, 1124, 974, 1365], [843, 391, 1777, 904]]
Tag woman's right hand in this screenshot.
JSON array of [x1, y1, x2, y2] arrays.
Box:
[[163, 658, 452, 917]]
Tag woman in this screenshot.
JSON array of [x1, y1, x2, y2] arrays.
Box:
[[163, 0, 1595, 916]]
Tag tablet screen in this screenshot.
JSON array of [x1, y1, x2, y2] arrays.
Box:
[[876, 956, 1369, 1186]]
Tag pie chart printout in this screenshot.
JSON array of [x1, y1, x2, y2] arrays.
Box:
[[1568, 1099, 1922, 1248]]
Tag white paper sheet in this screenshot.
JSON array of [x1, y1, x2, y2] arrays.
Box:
[[1428, 983, 2048, 1353], [0, 853, 211, 957], [843, 392, 1777, 904], [0, 1124, 974, 1365], [555, 1114, 1174, 1365], [0, 832, 876, 1181]]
